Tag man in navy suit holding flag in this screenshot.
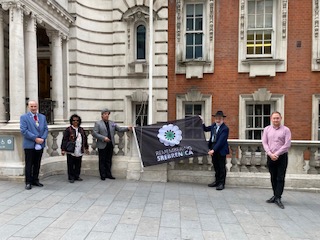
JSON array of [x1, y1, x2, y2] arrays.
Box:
[[20, 100, 48, 190], [202, 111, 229, 190]]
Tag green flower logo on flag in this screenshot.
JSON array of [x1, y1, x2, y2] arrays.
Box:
[[157, 124, 182, 146]]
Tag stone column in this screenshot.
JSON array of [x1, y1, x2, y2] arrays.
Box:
[[62, 37, 70, 121], [0, 10, 6, 124], [2, 3, 26, 124], [47, 30, 64, 124], [24, 13, 38, 103]]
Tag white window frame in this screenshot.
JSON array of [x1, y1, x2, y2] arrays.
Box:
[[184, 102, 204, 117], [312, 95, 320, 140], [238, 0, 288, 77], [185, 3, 204, 60], [176, 0, 214, 78], [135, 23, 147, 61], [245, 102, 274, 140], [312, 0, 320, 71], [239, 88, 284, 139], [246, 0, 275, 58]]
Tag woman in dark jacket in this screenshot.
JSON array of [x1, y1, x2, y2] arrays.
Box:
[[61, 114, 89, 183]]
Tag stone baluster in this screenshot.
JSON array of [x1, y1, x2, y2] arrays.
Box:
[[50, 131, 59, 156], [249, 146, 259, 172], [118, 131, 125, 155], [126, 131, 132, 154], [207, 154, 212, 170], [91, 133, 98, 155], [240, 145, 249, 172], [260, 147, 268, 172], [230, 145, 239, 172], [198, 156, 203, 165], [308, 147, 318, 174], [84, 130, 90, 153]]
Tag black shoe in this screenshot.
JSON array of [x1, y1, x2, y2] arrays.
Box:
[[107, 176, 115, 180], [25, 184, 32, 190], [32, 181, 43, 187], [274, 198, 284, 209], [69, 179, 75, 183], [101, 177, 106, 181], [266, 196, 276, 203], [75, 177, 83, 181], [216, 184, 225, 191], [208, 182, 218, 187]]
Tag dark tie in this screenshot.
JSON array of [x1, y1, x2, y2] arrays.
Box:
[[105, 121, 112, 143], [34, 115, 38, 121]]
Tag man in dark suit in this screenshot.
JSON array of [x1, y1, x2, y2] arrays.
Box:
[[202, 111, 229, 190], [92, 108, 132, 180], [20, 100, 48, 190]]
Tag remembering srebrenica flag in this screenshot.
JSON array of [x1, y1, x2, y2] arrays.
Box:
[[134, 116, 208, 167]]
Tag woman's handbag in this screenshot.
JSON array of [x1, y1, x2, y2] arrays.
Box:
[[66, 127, 78, 153]]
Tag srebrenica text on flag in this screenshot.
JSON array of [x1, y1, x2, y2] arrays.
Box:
[[134, 116, 208, 167]]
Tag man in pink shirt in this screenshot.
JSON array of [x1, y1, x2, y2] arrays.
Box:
[[262, 111, 291, 209]]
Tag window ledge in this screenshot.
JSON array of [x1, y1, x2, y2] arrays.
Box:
[[128, 61, 148, 75], [178, 60, 211, 79], [241, 58, 284, 77]]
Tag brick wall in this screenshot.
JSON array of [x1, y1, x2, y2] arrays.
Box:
[[168, 0, 319, 140]]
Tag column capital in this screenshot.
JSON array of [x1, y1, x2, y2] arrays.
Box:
[[1, 1, 23, 11]]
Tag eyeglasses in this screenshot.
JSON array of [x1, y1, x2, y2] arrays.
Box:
[[72, 120, 79, 122]]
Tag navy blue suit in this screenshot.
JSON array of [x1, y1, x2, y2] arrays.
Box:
[[20, 112, 48, 184], [203, 122, 229, 186]]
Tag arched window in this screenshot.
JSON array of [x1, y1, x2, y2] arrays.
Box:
[[136, 25, 146, 60]]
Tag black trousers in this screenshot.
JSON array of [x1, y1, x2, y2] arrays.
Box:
[[67, 154, 82, 180], [24, 148, 43, 184], [98, 142, 114, 178], [212, 152, 227, 186], [267, 153, 288, 199]]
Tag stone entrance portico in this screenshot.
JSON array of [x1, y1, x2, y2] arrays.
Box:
[[0, 0, 73, 125]]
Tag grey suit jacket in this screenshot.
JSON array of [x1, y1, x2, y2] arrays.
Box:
[[92, 120, 129, 149]]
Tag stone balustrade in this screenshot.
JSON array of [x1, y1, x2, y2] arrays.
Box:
[[170, 139, 320, 175], [1, 125, 320, 190]]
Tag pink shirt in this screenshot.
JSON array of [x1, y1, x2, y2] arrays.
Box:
[[262, 125, 291, 157]]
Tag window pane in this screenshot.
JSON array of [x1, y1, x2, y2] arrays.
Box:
[[195, 18, 203, 31], [248, 1, 255, 14], [247, 33, 254, 41], [194, 104, 202, 115], [185, 104, 193, 115], [186, 19, 194, 31], [247, 104, 253, 115], [264, 116, 270, 127], [186, 46, 193, 59], [246, 130, 253, 139], [264, 32, 271, 41], [186, 4, 194, 17], [247, 47, 254, 54], [257, 0, 264, 14], [265, 0, 273, 13], [248, 15, 255, 28], [136, 25, 146, 60], [255, 105, 262, 115], [256, 46, 262, 54], [195, 46, 202, 58], [263, 104, 271, 115], [264, 45, 271, 54], [195, 34, 202, 44], [256, 33, 263, 40], [247, 116, 253, 128], [254, 130, 262, 140], [186, 34, 193, 45], [255, 117, 262, 128], [195, 4, 203, 17], [256, 15, 263, 28], [265, 14, 272, 28]]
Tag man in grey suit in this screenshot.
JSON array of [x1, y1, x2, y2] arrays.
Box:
[[92, 108, 132, 180]]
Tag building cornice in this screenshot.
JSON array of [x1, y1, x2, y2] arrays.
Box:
[[0, 0, 75, 36]]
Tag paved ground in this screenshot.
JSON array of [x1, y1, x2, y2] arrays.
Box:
[[0, 176, 320, 240]]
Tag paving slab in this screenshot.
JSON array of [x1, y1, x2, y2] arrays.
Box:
[[0, 175, 319, 240]]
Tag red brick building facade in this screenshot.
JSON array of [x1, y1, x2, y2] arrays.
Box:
[[168, 0, 320, 140]]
